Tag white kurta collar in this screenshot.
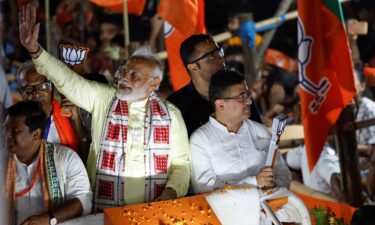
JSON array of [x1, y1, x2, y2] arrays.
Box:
[[209, 115, 248, 135]]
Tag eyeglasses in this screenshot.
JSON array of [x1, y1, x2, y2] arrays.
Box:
[[218, 90, 252, 101], [19, 81, 51, 96], [189, 47, 224, 64]]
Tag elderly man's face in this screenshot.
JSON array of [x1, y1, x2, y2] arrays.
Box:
[[115, 56, 160, 102], [18, 68, 53, 113]]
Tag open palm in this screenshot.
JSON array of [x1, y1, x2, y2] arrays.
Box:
[[18, 3, 40, 53]]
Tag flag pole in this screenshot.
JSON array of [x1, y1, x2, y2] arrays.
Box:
[[256, 0, 293, 70], [79, 0, 87, 43], [335, 104, 363, 206], [45, 0, 51, 52], [122, 0, 130, 58], [236, 13, 257, 87]]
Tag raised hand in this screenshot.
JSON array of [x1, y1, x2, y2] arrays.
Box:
[[18, 3, 40, 53]]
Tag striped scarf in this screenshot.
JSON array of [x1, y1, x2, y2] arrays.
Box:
[[94, 92, 171, 211], [5, 141, 63, 224]]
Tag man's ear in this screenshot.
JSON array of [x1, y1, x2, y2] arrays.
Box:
[[148, 77, 161, 92], [32, 128, 42, 141], [215, 99, 225, 112], [187, 63, 199, 73]]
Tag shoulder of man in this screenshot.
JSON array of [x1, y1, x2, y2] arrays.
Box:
[[190, 120, 214, 142], [50, 142, 79, 162], [246, 119, 270, 136], [163, 98, 183, 116], [362, 97, 375, 109], [166, 84, 191, 105]]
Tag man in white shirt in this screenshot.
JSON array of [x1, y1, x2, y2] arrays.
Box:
[[4, 101, 91, 225], [190, 70, 291, 194]]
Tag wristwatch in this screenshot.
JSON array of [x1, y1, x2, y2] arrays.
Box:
[[49, 214, 57, 225]]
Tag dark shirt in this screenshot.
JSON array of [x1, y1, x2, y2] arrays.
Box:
[[167, 82, 263, 137]]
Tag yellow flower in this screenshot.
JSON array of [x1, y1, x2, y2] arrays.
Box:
[[329, 216, 336, 224]]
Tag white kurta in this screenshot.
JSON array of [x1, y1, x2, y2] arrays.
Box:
[[14, 143, 92, 225], [46, 115, 61, 144], [190, 117, 291, 194], [286, 145, 340, 194]]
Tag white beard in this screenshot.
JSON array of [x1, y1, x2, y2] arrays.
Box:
[[116, 81, 150, 102]]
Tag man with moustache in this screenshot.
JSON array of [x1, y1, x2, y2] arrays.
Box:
[[167, 34, 262, 136], [190, 70, 291, 194], [4, 101, 91, 225], [16, 61, 79, 152], [19, 4, 190, 211]]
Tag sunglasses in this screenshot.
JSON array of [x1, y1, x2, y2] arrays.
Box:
[[189, 47, 224, 64], [19, 81, 52, 96]]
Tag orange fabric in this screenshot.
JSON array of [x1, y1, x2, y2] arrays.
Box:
[[267, 197, 288, 212], [89, 0, 146, 16], [228, 34, 262, 48], [159, 0, 207, 90], [298, 0, 356, 171], [52, 100, 78, 152], [296, 192, 355, 224], [364, 66, 375, 87], [265, 49, 298, 72]]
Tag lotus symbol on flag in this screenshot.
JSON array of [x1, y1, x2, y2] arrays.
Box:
[[60, 45, 89, 66], [297, 19, 331, 114]]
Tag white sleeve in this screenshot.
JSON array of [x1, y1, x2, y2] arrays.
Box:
[[286, 146, 303, 170], [190, 131, 257, 194], [315, 146, 340, 184], [63, 150, 92, 215]]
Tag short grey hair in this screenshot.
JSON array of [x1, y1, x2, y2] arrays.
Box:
[[16, 60, 35, 82], [130, 47, 163, 80]]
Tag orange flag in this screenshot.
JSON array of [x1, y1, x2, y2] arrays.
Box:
[[89, 0, 146, 16], [158, 0, 206, 91], [298, 0, 356, 171], [265, 49, 298, 73]]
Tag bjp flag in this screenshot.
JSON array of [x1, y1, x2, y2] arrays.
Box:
[[89, 0, 146, 16], [158, 0, 206, 90], [298, 0, 356, 171]]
